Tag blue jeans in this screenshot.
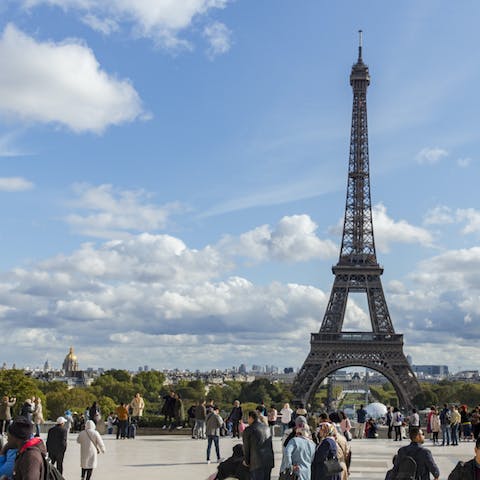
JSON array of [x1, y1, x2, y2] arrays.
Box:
[[451, 424, 459, 445], [207, 435, 220, 460], [250, 467, 272, 480], [441, 424, 451, 445]]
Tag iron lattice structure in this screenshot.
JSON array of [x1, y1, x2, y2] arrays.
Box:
[[292, 33, 421, 410]]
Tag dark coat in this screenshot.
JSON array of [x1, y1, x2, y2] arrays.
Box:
[[242, 420, 274, 471], [448, 458, 479, 480], [216, 445, 249, 480], [390, 442, 440, 480], [13, 438, 46, 480], [311, 437, 340, 480], [46, 424, 67, 456], [228, 406, 243, 422]]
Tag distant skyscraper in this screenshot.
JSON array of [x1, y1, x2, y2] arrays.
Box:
[[239, 364, 247, 374]]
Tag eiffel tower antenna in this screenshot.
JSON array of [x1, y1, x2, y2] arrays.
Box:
[[292, 33, 421, 410]]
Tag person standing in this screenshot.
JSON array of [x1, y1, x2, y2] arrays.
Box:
[[115, 403, 129, 439], [19, 399, 34, 423], [205, 406, 224, 464], [193, 400, 206, 440], [389, 427, 439, 480], [355, 404, 367, 439], [312, 423, 341, 480], [88, 402, 100, 426], [430, 409, 440, 445], [8, 416, 47, 480], [242, 410, 274, 480], [172, 393, 184, 430], [386, 406, 393, 440], [46, 417, 68, 474], [32, 398, 44, 437], [130, 393, 145, 422], [392, 407, 403, 442], [447, 436, 480, 479], [0, 396, 16, 435], [280, 423, 315, 480], [451, 406, 461, 446], [76, 420, 105, 480], [339, 411, 352, 441], [440, 403, 452, 446], [267, 406, 278, 438], [228, 400, 243, 439], [280, 403, 293, 434]]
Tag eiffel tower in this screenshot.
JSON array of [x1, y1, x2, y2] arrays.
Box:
[[292, 32, 422, 410]]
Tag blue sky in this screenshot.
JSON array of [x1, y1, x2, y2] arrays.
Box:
[[0, 1, 479, 373]]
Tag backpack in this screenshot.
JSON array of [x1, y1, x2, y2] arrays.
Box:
[[44, 457, 66, 480], [394, 455, 417, 480]]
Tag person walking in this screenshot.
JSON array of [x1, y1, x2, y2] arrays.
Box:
[[312, 423, 341, 480], [206, 406, 224, 464], [280, 403, 293, 434], [227, 400, 243, 439], [0, 396, 16, 435], [355, 404, 368, 439], [280, 423, 315, 480], [46, 417, 68, 474], [242, 410, 274, 480], [447, 436, 480, 479], [76, 420, 106, 480], [389, 427, 439, 480]]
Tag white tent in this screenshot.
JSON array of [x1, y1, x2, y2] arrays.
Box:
[[366, 402, 388, 419]]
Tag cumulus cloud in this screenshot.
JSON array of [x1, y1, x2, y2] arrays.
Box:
[[23, 0, 230, 52], [0, 177, 34, 191], [457, 157, 472, 168], [220, 214, 338, 262], [65, 184, 183, 238], [423, 205, 454, 225], [0, 24, 146, 133], [204, 21, 231, 58], [423, 205, 480, 235], [416, 147, 448, 165]]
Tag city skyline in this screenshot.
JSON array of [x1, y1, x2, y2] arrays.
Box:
[[0, 2, 479, 372]]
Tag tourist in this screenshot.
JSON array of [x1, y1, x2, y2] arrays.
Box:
[[32, 397, 44, 437], [19, 399, 34, 423], [106, 412, 115, 435], [447, 436, 480, 479], [284, 416, 308, 448], [130, 393, 145, 422], [332, 425, 351, 480], [451, 406, 461, 446], [295, 403, 308, 421], [386, 406, 393, 440], [355, 404, 367, 439], [339, 411, 352, 441], [193, 400, 207, 439], [311, 423, 341, 480], [64, 410, 73, 433], [172, 393, 184, 430], [258, 401, 267, 417], [0, 396, 16, 435], [280, 403, 294, 434], [76, 420, 106, 480], [255, 406, 269, 426], [366, 418, 378, 438], [242, 410, 274, 480], [8, 416, 46, 480], [430, 408, 440, 445], [0, 434, 17, 480], [205, 406, 224, 464], [46, 417, 68, 474], [389, 427, 439, 480], [440, 403, 452, 446], [227, 400, 243, 439], [115, 402, 129, 439], [392, 407, 403, 442], [409, 408, 420, 432], [426, 406, 435, 439], [88, 402, 101, 426], [161, 391, 176, 429], [459, 405, 472, 441], [206, 398, 216, 415], [267, 405, 278, 437], [280, 422, 315, 480], [214, 444, 249, 480], [471, 407, 480, 440]]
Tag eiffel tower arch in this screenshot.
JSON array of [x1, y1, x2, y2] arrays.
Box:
[[292, 32, 422, 410]]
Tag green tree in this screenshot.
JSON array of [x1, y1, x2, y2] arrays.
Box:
[[46, 388, 95, 419], [0, 370, 44, 417], [103, 369, 132, 383], [133, 371, 165, 402]]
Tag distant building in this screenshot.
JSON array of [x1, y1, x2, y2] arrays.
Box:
[[238, 364, 247, 374], [412, 365, 449, 377], [62, 347, 79, 375]]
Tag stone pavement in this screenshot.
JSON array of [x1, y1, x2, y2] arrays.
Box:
[[52, 432, 475, 479]]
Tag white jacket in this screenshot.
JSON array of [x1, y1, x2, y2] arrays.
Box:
[[77, 420, 106, 469]]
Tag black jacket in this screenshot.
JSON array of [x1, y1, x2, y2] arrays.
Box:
[[242, 421, 274, 471], [391, 442, 440, 480], [448, 458, 479, 480], [216, 445, 249, 480], [46, 424, 67, 456]]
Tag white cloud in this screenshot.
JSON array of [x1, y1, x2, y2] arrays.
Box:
[[65, 184, 183, 238], [0, 177, 33, 192], [457, 157, 472, 168], [456, 208, 480, 234], [423, 205, 454, 225], [204, 21, 231, 58], [372, 204, 434, 252], [23, 0, 230, 52], [416, 147, 448, 165], [0, 24, 146, 133], [220, 214, 338, 262], [423, 205, 480, 235]]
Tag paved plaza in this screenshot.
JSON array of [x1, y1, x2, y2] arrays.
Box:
[[50, 432, 476, 479]]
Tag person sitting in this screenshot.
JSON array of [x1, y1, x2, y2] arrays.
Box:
[[214, 444, 249, 480], [366, 418, 378, 438]]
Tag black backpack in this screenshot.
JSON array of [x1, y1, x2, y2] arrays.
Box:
[[44, 457, 66, 480], [394, 455, 417, 480]]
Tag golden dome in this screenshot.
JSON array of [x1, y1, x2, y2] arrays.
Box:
[[67, 346, 77, 360]]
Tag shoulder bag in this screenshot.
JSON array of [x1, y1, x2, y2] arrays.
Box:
[[279, 468, 297, 480], [324, 456, 343, 476]]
